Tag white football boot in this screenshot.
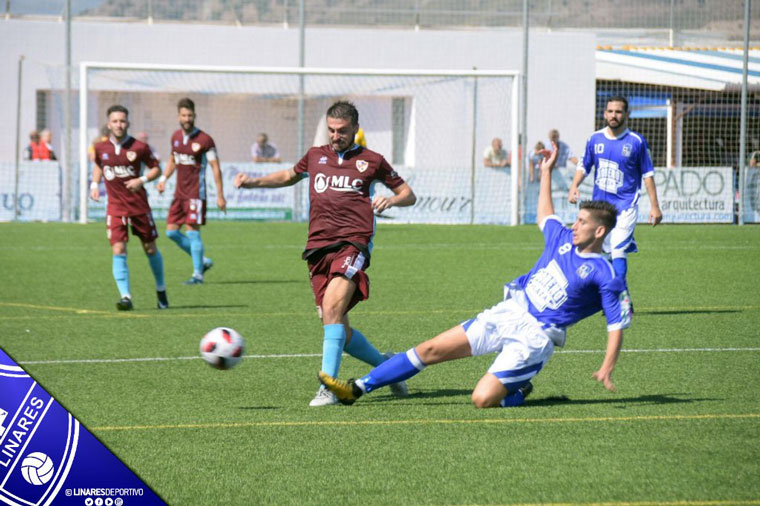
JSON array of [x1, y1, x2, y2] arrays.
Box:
[[309, 385, 339, 407]]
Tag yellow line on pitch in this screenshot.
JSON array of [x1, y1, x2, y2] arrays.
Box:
[[93, 412, 760, 432], [0, 302, 148, 318]]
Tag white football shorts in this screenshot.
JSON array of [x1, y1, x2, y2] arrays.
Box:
[[603, 206, 639, 259], [463, 297, 555, 390]]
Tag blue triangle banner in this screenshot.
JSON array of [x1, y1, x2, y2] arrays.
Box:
[[0, 348, 166, 506]]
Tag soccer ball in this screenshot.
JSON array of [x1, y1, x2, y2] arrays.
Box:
[[200, 327, 245, 370]]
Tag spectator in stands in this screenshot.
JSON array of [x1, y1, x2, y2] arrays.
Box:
[[748, 138, 760, 168], [88, 125, 110, 162], [251, 133, 281, 163], [36, 129, 57, 161], [483, 137, 509, 169], [528, 141, 548, 183], [23, 130, 40, 161], [547, 129, 577, 191]]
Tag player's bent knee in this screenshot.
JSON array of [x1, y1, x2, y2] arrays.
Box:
[[471, 391, 500, 408]]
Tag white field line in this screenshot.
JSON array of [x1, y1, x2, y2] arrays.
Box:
[[17, 347, 760, 365]]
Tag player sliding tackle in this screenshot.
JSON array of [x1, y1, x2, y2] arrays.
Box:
[[319, 142, 633, 407]]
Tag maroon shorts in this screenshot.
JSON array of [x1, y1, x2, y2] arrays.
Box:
[[106, 212, 158, 245], [168, 198, 206, 226], [307, 244, 371, 316]]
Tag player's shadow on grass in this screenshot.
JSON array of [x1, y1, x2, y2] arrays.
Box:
[[635, 309, 740, 316], [211, 280, 302, 285], [527, 393, 711, 407]]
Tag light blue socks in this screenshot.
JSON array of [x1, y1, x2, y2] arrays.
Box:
[[166, 229, 191, 255], [186, 230, 204, 277], [112, 254, 130, 298], [344, 328, 386, 367], [322, 324, 347, 378], [146, 250, 166, 291]]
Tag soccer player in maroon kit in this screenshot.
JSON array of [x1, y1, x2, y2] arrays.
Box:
[[235, 101, 417, 406], [90, 105, 168, 311], [157, 97, 226, 285]]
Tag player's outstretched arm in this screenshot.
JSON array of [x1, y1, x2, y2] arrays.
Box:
[[592, 329, 623, 392], [536, 142, 559, 225], [234, 168, 300, 189], [372, 183, 416, 214], [643, 176, 662, 226]]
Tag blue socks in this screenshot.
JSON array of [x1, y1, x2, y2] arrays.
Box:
[[166, 229, 191, 255], [322, 324, 347, 378], [186, 230, 204, 277], [358, 349, 426, 393], [146, 250, 166, 291], [612, 257, 628, 279], [344, 328, 385, 367], [500, 389, 527, 407], [112, 254, 130, 298]]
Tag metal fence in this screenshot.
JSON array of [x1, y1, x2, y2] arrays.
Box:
[[6, 1, 760, 47]]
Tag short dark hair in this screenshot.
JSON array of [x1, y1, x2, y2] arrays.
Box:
[[326, 100, 359, 126], [580, 200, 618, 235], [606, 95, 629, 112], [106, 105, 128, 118], [177, 97, 195, 112]]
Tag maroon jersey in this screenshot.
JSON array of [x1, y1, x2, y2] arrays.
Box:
[[170, 128, 216, 200], [94, 136, 159, 216], [293, 145, 405, 254]]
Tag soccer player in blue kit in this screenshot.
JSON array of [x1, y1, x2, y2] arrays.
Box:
[[568, 95, 663, 280], [318, 142, 633, 408]]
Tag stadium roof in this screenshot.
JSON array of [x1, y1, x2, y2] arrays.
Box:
[[596, 47, 760, 91]]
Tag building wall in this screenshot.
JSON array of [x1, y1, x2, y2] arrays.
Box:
[[1, 19, 595, 165]]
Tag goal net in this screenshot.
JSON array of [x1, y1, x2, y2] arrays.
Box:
[[77, 63, 519, 225]]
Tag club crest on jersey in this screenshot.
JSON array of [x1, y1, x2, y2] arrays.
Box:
[[318, 156, 328, 165], [192, 142, 201, 152], [102, 153, 109, 160], [577, 263, 594, 279], [622, 143, 633, 157], [356, 160, 368, 173], [126, 151, 137, 162], [173, 140, 179, 147]]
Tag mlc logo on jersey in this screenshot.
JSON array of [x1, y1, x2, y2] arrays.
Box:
[[313, 173, 363, 194]]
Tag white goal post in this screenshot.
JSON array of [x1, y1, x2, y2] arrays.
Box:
[[78, 62, 520, 225]]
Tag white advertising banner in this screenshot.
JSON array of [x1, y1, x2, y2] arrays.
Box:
[[742, 167, 760, 224], [639, 167, 734, 224], [88, 162, 297, 221], [375, 165, 513, 225], [0, 162, 62, 222]]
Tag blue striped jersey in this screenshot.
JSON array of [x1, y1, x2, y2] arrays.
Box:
[[581, 128, 654, 212]]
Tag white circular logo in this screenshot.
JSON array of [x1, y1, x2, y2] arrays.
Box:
[[20, 452, 55, 486], [103, 166, 115, 181], [314, 173, 328, 193]]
